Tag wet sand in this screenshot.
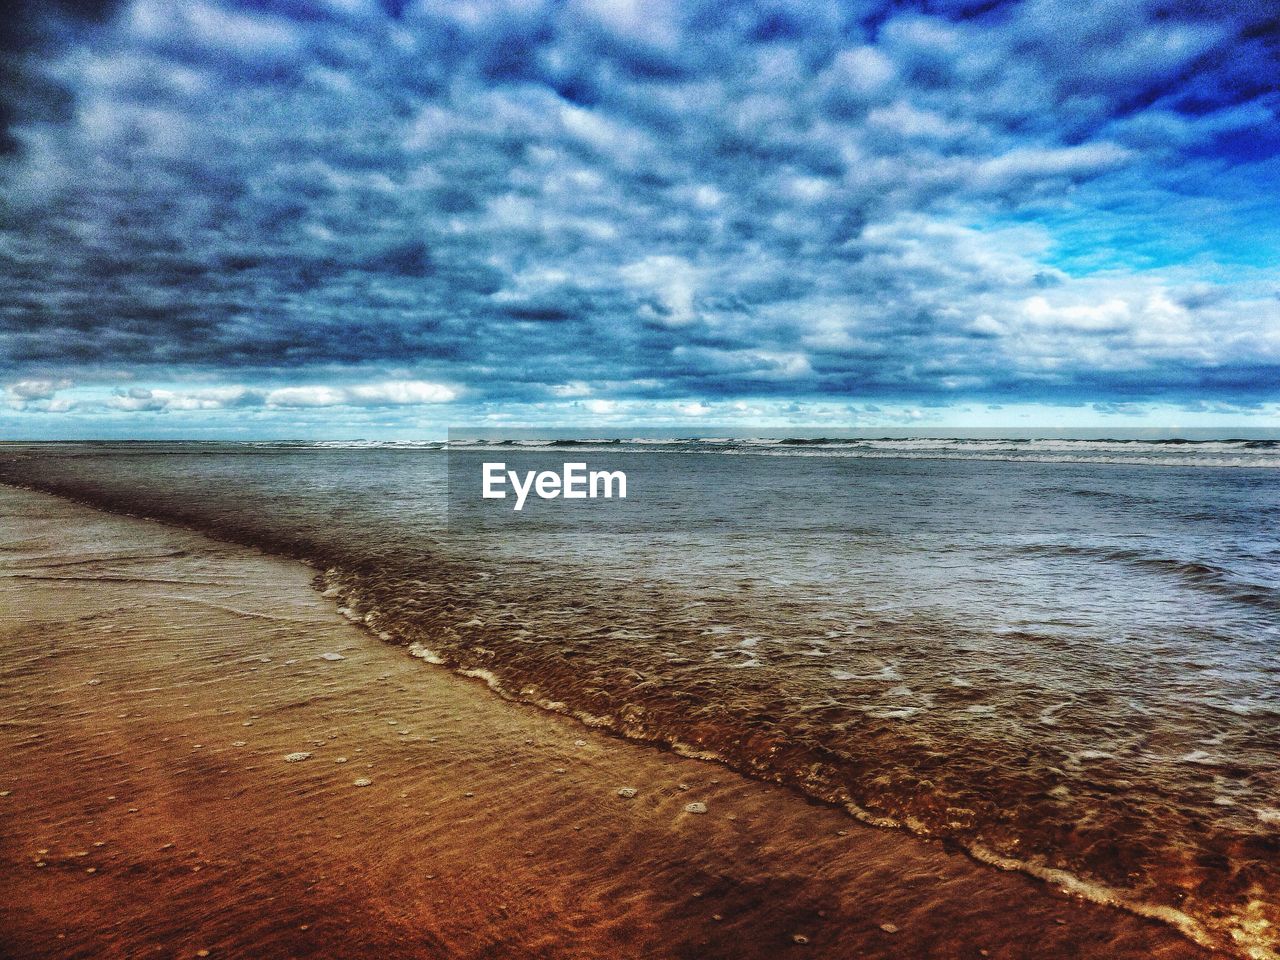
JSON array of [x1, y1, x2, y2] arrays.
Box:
[[0, 485, 1208, 960]]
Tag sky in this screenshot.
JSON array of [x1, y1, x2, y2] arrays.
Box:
[[1, 0, 1278, 438]]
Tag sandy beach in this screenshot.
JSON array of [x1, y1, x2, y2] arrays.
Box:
[[0, 484, 1209, 960]]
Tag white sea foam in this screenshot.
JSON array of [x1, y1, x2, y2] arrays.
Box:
[[408, 642, 445, 665], [967, 844, 1214, 951]]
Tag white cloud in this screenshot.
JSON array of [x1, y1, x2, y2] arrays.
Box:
[[264, 386, 348, 408], [621, 255, 700, 326], [675, 401, 710, 417], [7, 378, 70, 401], [1022, 295, 1133, 332], [106, 386, 259, 411], [972, 143, 1132, 191], [266, 381, 457, 408], [550, 381, 592, 397], [93, 381, 459, 413], [568, 0, 681, 52], [345, 381, 457, 405], [825, 47, 896, 98], [5, 379, 73, 411], [129, 1, 301, 56]]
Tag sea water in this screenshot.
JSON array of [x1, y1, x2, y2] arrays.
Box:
[[1, 438, 1276, 955]]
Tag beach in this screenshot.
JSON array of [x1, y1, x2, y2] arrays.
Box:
[[0, 483, 1209, 959]]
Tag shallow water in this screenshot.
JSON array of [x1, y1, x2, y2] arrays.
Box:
[[0, 483, 1208, 960], [1, 441, 1276, 956]]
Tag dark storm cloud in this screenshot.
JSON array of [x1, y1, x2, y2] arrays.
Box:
[[0, 1, 128, 154], [1, 0, 1278, 414]]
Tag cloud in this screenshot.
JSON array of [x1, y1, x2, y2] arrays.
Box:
[[971, 143, 1132, 193], [269, 380, 457, 407], [96, 379, 457, 413], [106, 385, 262, 411], [620, 255, 701, 327], [5, 377, 72, 410], [261, 386, 345, 409], [7, 378, 69, 400], [675, 401, 711, 417], [0, 1, 129, 154], [0, 0, 1276, 430]]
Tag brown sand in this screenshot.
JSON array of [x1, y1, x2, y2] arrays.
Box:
[[0, 485, 1208, 960]]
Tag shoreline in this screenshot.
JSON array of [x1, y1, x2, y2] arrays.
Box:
[[0, 483, 1210, 959]]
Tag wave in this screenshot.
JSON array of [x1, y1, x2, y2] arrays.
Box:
[[435, 437, 1280, 467], [1011, 544, 1280, 614], [202, 436, 1280, 467], [319, 566, 1239, 958], [254, 439, 446, 450]]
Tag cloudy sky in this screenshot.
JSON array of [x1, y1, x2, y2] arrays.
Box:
[[1, 0, 1277, 438]]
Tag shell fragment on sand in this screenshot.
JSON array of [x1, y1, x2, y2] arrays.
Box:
[[616, 787, 638, 799], [284, 752, 312, 763]]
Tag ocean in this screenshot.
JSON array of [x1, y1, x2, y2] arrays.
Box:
[[1, 438, 1276, 955]]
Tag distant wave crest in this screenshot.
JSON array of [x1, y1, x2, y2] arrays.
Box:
[[437, 436, 1280, 468]]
